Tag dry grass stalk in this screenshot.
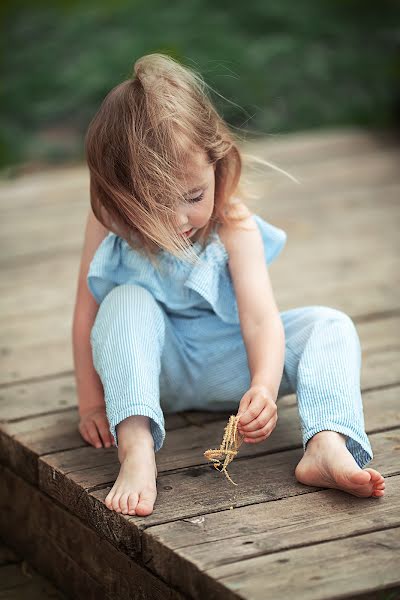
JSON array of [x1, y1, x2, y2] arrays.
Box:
[[203, 414, 245, 485]]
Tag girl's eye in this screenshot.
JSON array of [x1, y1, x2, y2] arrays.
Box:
[[188, 192, 204, 203]]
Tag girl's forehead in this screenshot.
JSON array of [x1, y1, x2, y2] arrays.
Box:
[[180, 149, 210, 178]]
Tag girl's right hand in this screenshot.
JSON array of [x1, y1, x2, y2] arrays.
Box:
[[78, 405, 116, 449]]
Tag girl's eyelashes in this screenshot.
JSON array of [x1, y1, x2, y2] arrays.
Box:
[[187, 192, 204, 203]]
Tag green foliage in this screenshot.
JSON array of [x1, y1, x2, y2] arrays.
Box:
[[1, 0, 399, 170]]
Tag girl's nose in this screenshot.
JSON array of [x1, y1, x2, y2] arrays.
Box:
[[177, 210, 189, 228]]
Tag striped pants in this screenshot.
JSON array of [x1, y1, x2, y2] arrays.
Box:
[[90, 284, 373, 468]]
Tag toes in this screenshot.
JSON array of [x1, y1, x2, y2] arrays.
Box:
[[127, 492, 139, 515], [372, 489, 385, 498], [374, 482, 385, 491], [111, 493, 122, 513], [364, 468, 383, 483], [135, 492, 156, 516], [119, 493, 130, 514], [349, 470, 371, 485], [105, 488, 115, 510]]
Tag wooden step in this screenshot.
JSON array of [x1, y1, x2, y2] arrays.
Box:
[[1, 128, 399, 599]]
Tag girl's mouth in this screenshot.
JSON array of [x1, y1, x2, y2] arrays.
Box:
[[181, 227, 194, 236]]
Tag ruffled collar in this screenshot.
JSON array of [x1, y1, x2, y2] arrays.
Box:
[[157, 227, 227, 265]]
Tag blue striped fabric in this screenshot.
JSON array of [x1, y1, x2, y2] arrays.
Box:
[[87, 214, 373, 467]]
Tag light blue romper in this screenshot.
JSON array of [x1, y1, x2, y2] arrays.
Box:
[[87, 214, 373, 468]]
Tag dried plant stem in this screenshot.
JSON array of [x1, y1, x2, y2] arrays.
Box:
[[203, 414, 244, 485]]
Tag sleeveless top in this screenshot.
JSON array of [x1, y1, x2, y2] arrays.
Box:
[[87, 214, 287, 325]]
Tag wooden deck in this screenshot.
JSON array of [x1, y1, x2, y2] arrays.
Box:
[[0, 128, 399, 599]]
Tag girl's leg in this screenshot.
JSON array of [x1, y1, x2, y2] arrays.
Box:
[[280, 305, 372, 466], [281, 305, 385, 498], [90, 283, 188, 515], [91, 283, 187, 452]]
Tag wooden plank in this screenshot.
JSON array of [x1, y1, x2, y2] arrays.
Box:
[[37, 429, 400, 555], [247, 144, 400, 195], [0, 563, 66, 598], [1, 323, 398, 485], [1, 239, 398, 322], [0, 373, 188, 428], [32, 387, 400, 502], [205, 528, 400, 600], [0, 543, 19, 567], [0, 375, 78, 421], [36, 384, 400, 484], [2, 383, 397, 489], [0, 465, 184, 600], [0, 129, 395, 212], [243, 128, 399, 166], [1, 178, 398, 283], [0, 403, 190, 485], [142, 476, 400, 599], [1, 154, 398, 384], [0, 409, 84, 485], [0, 129, 398, 600], [0, 286, 398, 388]]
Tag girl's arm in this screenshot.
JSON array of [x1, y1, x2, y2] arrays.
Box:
[[219, 211, 285, 442], [71, 207, 111, 446]]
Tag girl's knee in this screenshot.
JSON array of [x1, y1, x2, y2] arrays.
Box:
[[100, 283, 157, 311], [91, 284, 165, 346], [297, 305, 356, 330], [312, 306, 354, 325]]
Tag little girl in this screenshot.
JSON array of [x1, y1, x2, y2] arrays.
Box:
[[72, 53, 385, 518]]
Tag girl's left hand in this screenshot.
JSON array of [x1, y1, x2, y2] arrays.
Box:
[[236, 384, 278, 444]]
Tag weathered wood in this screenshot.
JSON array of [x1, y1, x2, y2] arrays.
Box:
[[1, 129, 399, 600], [0, 563, 66, 598], [243, 128, 399, 166], [1, 183, 398, 310], [142, 476, 400, 599], [249, 144, 400, 195], [1, 333, 397, 485], [0, 375, 78, 421], [0, 465, 185, 600], [37, 430, 400, 555], [0, 543, 19, 567], [1, 376, 398, 484], [36, 385, 400, 485], [0, 308, 398, 418], [1, 288, 398, 387], [1, 136, 399, 385], [0, 405, 192, 485], [205, 528, 400, 600]]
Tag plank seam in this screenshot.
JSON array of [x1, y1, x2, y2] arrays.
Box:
[[84, 424, 400, 494], [99, 471, 400, 532], [205, 524, 400, 575]]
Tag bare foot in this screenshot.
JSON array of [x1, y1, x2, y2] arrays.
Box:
[[295, 431, 385, 498], [105, 436, 158, 516]]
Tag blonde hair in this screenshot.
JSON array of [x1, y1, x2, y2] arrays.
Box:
[[85, 53, 256, 267]]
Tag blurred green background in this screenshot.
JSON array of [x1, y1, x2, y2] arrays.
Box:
[[1, 0, 399, 174]]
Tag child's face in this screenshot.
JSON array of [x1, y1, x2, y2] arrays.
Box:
[[176, 150, 216, 240]]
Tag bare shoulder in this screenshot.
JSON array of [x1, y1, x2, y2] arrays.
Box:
[[218, 201, 260, 259]]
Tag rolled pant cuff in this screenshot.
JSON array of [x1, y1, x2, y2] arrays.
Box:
[[108, 403, 165, 452], [303, 424, 373, 468]]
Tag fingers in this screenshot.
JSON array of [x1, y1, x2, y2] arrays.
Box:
[[79, 423, 91, 445], [238, 404, 277, 433], [79, 413, 115, 449], [96, 417, 114, 448], [242, 416, 277, 441], [238, 394, 269, 428], [85, 421, 103, 448]]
